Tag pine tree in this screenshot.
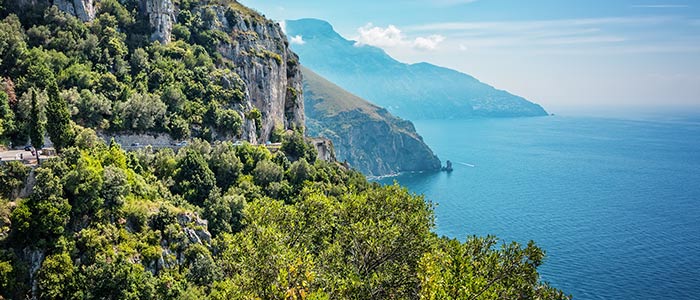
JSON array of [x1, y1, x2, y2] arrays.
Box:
[[45, 81, 74, 151], [29, 90, 45, 163]]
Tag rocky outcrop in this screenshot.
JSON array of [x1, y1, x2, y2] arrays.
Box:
[[303, 67, 441, 176], [43, 0, 305, 144], [210, 5, 305, 143], [310, 138, 336, 162], [54, 0, 95, 21], [140, 0, 175, 43]]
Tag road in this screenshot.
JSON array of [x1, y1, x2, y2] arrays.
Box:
[[0, 150, 31, 162]]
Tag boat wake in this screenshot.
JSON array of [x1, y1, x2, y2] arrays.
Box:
[[456, 162, 476, 168]]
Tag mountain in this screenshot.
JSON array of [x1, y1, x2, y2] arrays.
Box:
[[285, 18, 548, 120], [303, 67, 441, 176], [2, 0, 304, 146]]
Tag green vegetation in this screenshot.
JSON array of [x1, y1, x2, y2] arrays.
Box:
[[0, 1, 253, 148], [0, 134, 568, 299], [0, 1, 568, 299]]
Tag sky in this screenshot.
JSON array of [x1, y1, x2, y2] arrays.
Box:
[[239, 0, 700, 114]]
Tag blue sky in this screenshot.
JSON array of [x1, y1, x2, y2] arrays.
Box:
[[240, 0, 700, 113]]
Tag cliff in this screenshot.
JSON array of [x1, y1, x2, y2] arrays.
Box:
[[303, 67, 441, 176], [10, 0, 303, 144]]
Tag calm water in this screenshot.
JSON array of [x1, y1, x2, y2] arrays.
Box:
[[379, 116, 700, 299]]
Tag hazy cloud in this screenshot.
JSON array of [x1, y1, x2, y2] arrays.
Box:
[[414, 35, 447, 50], [290, 35, 306, 45], [279, 20, 287, 33], [355, 23, 446, 50]]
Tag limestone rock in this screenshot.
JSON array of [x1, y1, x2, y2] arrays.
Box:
[[141, 0, 175, 43], [54, 0, 95, 21]]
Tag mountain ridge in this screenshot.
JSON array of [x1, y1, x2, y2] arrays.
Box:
[[286, 18, 549, 120]]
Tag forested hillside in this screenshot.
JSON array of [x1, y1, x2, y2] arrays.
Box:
[[0, 0, 568, 299]]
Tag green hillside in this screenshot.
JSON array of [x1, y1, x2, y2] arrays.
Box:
[[0, 1, 568, 299], [303, 67, 442, 176]]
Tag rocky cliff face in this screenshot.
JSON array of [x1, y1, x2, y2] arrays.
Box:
[[303, 67, 441, 176], [141, 0, 175, 43], [55, 0, 95, 21], [210, 5, 305, 143], [44, 0, 303, 144]]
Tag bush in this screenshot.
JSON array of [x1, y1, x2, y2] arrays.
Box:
[[0, 161, 30, 199]]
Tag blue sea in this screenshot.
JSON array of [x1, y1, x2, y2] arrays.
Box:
[[379, 115, 700, 299]]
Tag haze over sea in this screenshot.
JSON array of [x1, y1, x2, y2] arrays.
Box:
[[380, 114, 700, 299]]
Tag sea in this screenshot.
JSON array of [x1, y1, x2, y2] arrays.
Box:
[[378, 114, 700, 299]]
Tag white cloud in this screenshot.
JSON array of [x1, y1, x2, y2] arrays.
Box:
[[278, 20, 286, 34], [355, 23, 446, 51], [356, 24, 405, 47], [399, 16, 700, 54], [414, 35, 446, 50], [290, 35, 306, 45]]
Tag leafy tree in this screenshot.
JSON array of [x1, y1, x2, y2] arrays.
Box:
[[0, 161, 30, 199], [252, 160, 283, 187], [209, 142, 243, 190], [234, 142, 271, 174], [281, 131, 316, 162], [203, 189, 245, 236], [215, 108, 243, 138], [0, 90, 13, 139], [0, 15, 27, 75], [418, 236, 570, 300], [115, 92, 167, 132], [64, 152, 104, 219], [46, 81, 75, 151], [102, 165, 129, 209], [77, 256, 157, 300], [37, 251, 74, 299], [10, 168, 71, 245], [67, 89, 112, 129], [288, 158, 314, 186], [173, 150, 216, 206]]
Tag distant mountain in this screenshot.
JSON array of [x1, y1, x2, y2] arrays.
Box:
[[302, 67, 441, 176], [286, 19, 548, 120]]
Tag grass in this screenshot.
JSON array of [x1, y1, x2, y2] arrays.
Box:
[[301, 66, 382, 119]]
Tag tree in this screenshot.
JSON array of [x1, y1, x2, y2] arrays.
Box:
[[0, 90, 14, 139], [115, 92, 166, 132], [173, 150, 216, 206], [46, 81, 75, 151], [281, 131, 317, 162], [29, 90, 45, 162], [287, 158, 314, 186], [418, 236, 571, 300], [202, 189, 245, 236], [252, 160, 283, 187], [38, 252, 74, 299], [0, 161, 30, 199], [209, 142, 243, 190], [11, 168, 71, 245]]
